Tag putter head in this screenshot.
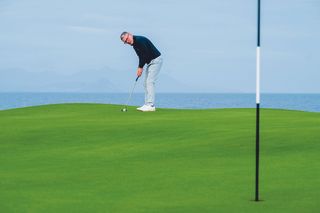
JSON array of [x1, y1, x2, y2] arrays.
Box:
[[121, 108, 127, 112]]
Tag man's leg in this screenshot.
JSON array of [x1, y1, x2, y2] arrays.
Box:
[[144, 68, 149, 105], [145, 57, 163, 106]]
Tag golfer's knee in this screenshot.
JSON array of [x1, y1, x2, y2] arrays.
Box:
[[147, 79, 155, 86]]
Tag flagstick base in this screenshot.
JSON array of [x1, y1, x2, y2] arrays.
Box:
[[255, 103, 260, 202]]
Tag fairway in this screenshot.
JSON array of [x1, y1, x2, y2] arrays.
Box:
[[0, 104, 319, 213]]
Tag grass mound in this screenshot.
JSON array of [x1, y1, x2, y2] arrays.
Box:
[[0, 104, 319, 212]]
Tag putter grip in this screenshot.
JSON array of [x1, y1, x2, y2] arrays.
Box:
[[135, 76, 140, 81]]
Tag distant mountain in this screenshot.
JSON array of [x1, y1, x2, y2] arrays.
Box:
[[0, 67, 118, 92], [0, 67, 195, 93]]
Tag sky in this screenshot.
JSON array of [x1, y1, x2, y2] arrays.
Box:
[[0, 0, 319, 93]]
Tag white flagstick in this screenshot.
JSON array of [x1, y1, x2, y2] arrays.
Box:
[[256, 47, 260, 104]]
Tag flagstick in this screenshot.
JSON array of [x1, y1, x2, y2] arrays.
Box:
[[255, 0, 261, 202]]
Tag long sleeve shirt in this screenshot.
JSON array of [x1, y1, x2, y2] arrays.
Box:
[[132, 35, 161, 68]]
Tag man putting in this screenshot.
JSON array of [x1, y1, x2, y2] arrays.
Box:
[[120, 32, 163, 112]]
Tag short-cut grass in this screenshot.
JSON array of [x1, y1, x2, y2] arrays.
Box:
[[0, 104, 319, 212]]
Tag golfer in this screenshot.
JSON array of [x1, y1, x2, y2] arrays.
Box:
[[120, 32, 163, 112]]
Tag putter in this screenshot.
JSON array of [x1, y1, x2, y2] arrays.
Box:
[[121, 76, 140, 112]]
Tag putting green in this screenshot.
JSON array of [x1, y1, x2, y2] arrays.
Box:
[[0, 104, 319, 213]]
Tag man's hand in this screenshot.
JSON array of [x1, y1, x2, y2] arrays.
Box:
[[137, 67, 143, 77]]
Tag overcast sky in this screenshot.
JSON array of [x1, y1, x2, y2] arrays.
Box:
[[0, 0, 319, 93]]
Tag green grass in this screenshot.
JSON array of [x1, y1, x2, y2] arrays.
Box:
[[0, 104, 319, 213]]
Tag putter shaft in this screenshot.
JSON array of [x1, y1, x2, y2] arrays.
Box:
[[123, 76, 140, 109]]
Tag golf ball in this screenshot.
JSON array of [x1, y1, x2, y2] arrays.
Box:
[[121, 108, 127, 112]]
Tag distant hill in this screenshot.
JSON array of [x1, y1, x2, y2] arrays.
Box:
[[0, 67, 202, 93]]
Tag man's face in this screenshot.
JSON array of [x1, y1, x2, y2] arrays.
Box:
[[122, 33, 131, 45]]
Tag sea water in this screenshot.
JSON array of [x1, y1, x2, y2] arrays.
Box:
[[0, 93, 319, 112]]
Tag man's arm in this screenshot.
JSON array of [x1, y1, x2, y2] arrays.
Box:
[[134, 40, 148, 69], [134, 44, 147, 77]]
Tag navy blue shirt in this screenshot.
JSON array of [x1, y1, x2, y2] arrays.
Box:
[[132, 36, 161, 68]]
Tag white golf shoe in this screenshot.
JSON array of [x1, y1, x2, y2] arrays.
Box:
[[137, 104, 156, 112], [136, 105, 147, 111]]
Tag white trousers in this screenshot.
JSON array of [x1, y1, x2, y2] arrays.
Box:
[[144, 56, 163, 106]]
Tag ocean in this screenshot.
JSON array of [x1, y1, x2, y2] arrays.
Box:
[[0, 93, 319, 112]]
